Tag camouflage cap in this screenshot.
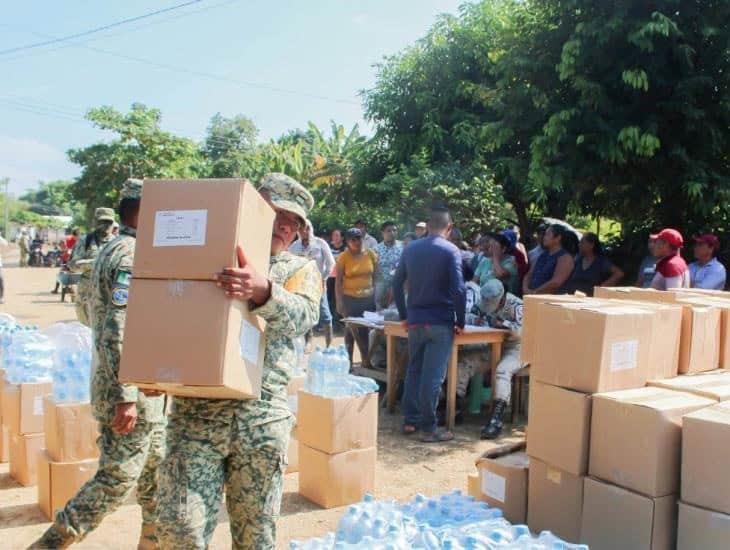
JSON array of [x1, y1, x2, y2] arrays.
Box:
[[121, 178, 144, 200], [259, 173, 314, 221], [94, 207, 115, 222], [480, 278, 505, 314]]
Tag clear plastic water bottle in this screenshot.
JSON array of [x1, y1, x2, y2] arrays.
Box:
[[336, 506, 360, 544]]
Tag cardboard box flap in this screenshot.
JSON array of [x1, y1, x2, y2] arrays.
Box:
[[685, 400, 730, 424], [596, 386, 715, 412], [649, 371, 730, 400], [492, 451, 530, 469], [475, 440, 526, 466]]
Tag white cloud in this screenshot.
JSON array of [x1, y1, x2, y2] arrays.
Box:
[[0, 135, 79, 194]]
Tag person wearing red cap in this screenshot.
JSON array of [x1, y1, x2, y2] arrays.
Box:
[[690, 234, 727, 290], [650, 228, 691, 290]]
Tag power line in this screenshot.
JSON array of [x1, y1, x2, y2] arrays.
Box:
[[0, 0, 203, 56]]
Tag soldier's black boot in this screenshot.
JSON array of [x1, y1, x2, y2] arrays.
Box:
[[481, 399, 508, 440]]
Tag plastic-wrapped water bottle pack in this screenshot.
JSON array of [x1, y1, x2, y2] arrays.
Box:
[[305, 346, 379, 397], [290, 491, 589, 549], [44, 322, 93, 403], [2, 330, 55, 384]]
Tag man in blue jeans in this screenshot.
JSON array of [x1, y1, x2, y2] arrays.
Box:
[[392, 208, 466, 443]]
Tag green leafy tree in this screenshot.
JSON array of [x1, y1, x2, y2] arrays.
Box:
[[68, 103, 205, 222], [20, 180, 82, 218]]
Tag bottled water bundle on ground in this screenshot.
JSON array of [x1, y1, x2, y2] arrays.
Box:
[[2, 330, 54, 384], [290, 491, 588, 549], [44, 322, 93, 403], [305, 346, 379, 397]]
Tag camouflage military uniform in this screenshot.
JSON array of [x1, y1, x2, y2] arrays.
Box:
[[68, 209, 116, 326], [157, 174, 322, 550], [18, 231, 29, 267], [32, 182, 166, 549]]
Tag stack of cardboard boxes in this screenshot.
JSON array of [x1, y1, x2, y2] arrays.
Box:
[[0, 370, 9, 462], [286, 374, 305, 474], [119, 179, 273, 399], [2, 380, 51, 486], [297, 390, 378, 508], [37, 395, 100, 519]]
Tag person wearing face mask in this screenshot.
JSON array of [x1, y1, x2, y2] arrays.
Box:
[[153, 173, 322, 550]]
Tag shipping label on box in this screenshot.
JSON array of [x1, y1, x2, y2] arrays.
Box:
[[297, 391, 378, 454], [119, 279, 266, 399], [298, 444, 376, 509], [43, 396, 99, 462], [37, 450, 98, 520], [527, 382, 591, 476], [133, 179, 274, 280], [681, 402, 730, 515], [589, 387, 714, 497], [677, 501, 730, 550], [2, 382, 52, 435], [580, 477, 677, 550], [531, 302, 654, 393], [9, 432, 44, 487], [528, 458, 585, 543], [476, 448, 529, 525]]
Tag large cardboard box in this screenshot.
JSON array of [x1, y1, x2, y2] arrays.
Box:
[[43, 396, 99, 462], [521, 294, 586, 365], [680, 295, 730, 370], [0, 425, 9, 463], [527, 382, 591, 476], [119, 279, 266, 399], [2, 382, 52, 435], [528, 458, 584, 543], [589, 387, 713, 497], [677, 501, 730, 550], [681, 401, 730, 514], [467, 473, 480, 500], [37, 450, 98, 520], [132, 178, 274, 281], [475, 449, 529, 524], [531, 301, 654, 393], [298, 445, 376, 509], [594, 287, 721, 374], [297, 391, 378, 454], [580, 477, 677, 550], [287, 375, 306, 396], [649, 370, 730, 401], [9, 432, 44, 486]]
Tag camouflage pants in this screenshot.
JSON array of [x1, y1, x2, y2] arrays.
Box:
[[51, 419, 166, 541], [157, 405, 290, 550]]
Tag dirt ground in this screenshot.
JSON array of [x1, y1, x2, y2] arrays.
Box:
[[0, 246, 523, 549]]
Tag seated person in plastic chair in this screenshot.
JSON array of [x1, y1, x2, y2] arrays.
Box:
[[475, 279, 525, 440]]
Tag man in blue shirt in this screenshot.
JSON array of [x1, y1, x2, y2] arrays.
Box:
[[393, 208, 466, 443], [690, 234, 727, 290]]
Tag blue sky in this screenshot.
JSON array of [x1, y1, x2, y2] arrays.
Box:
[[0, 0, 464, 194]]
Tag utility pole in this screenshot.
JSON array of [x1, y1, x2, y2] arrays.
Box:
[[1, 178, 8, 239]]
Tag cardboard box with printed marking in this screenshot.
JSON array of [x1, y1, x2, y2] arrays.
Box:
[[594, 287, 721, 374], [527, 382, 591, 476], [43, 396, 99, 462], [528, 458, 585, 543], [475, 449, 529, 524], [297, 391, 378, 454], [531, 301, 654, 393], [298, 445, 376, 509], [589, 386, 713, 497], [2, 382, 52, 435], [681, 401, 730, 514], [37, 450, 98, 520], [0, 425, 9, 463], [648, 370, 730, 401], [580, 477, 677, 550], [119, 279, 266, 399], [677, 501, 730, 550], [132, 179, 274, 281], [9, 432, 44, 486]]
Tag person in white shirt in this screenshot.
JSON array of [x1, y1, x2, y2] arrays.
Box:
[[355, 219, 378, 250], [289, 220, 336, 346], [689, 234, 727, 290]]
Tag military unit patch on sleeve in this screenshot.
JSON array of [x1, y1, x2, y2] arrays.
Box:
[[115, 270, 131, 287], [111, 287, 129, 306]]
